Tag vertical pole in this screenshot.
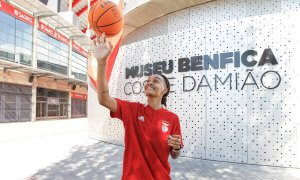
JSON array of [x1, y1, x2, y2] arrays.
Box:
[[68, 40, 73, 119], [68, 90, 72, 118], [31, 17, 39, 121], [69, 0, 72, 11], [31, 78, 37, 121], [32, 17, 38, 69], [87, 0, 90, 37]]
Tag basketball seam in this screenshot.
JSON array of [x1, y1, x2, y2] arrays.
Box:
[[97, 18, 122, 28], [91, 0, 100, 29], [96, 5, 116, 27], [91, 3, 95, 23], [97, 29, 119, 36]]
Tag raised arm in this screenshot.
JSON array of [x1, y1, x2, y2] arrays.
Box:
[[93, 33, 117, 112]]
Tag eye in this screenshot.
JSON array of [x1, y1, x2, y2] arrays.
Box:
[[153, 80, 159, 83]]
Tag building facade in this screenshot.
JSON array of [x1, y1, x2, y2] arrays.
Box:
[[0, 0, 89, 122], [88, 0, 300, 168]]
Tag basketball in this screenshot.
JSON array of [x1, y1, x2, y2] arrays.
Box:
[[88, 0, 123, 37]]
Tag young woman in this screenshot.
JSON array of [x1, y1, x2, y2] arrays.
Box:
[[93, 33, 183, 180]]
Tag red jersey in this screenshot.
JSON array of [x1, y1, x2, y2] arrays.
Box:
[[110, 98, 183, 180]]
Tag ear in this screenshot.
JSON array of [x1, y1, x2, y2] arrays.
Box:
[[163, 88, 168, 95]]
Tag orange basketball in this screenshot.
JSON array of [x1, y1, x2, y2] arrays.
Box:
[[88, 0, 123, 37]]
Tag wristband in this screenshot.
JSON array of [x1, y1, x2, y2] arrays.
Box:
[[98, 63, 106, 66], [172, 148, 180, 152]]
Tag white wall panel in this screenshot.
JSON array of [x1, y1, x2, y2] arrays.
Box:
[[246, 0, 281, 17], [170, 28, 207, 159], [168, 8, 190, 33], [88, 0, 300, 168], [246, 11, 300, 167], [205, 19, 249, 163], [281, 0, 300, 13], [216, 0, 247, 22], [190, 1, 217, 28]]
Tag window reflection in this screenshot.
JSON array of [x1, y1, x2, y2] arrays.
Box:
[[71, 51, 87, 81], [0, 12, 33, 65], [37, 31, 69, 75]]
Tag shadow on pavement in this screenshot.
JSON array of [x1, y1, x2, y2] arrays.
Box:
[[28, 140, 300, 180], [29, 141, 123, 180]]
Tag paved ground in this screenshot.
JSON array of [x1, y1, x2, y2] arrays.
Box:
[[0, 118, 300, 180]]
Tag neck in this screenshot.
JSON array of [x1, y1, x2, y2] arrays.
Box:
[[147, 97, 162, 110]]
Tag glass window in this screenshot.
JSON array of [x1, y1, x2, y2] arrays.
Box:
[[16, 37, 23, 47], [37, 38, 48, 48], [37, 30, 69, 75], [15, 46, 24, 54], [49, 51, 60, 60], [7, 34, 15, 44], [60, 50, 68, 58], [49, 37, 60, 48], [38, 31, 48, 42], [16, 20, 32, 35], [23, 48, 31, 56], [61, 43, 69, 52], [23, 33, 32, 42], [23, 40, 32, 50], [37, 53, 48, 62], [37, 46, 48, 55], [16, 29, 23, 38], [71, 51, 87, 81], [5, 24, 15, 35], [6, 43, 15, 53], [0, 30, 6, 41], [0, 12, 33, 65], [0, 11, 15, 27]]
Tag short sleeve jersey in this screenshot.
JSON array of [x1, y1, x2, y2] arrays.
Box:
[[110, 98, 184, 180]]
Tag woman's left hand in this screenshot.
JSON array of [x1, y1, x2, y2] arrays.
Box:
[[168, 135, 181, 150]]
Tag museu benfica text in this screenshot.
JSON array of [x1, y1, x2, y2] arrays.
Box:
[[123, 48, 281, 95]]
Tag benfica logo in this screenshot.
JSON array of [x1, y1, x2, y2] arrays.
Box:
[[14, 9, 19, 16], [161, 121, 170, 133]]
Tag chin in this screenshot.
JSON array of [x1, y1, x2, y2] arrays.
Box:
[[145, 92, 153, 97], [145, 91, 155, 97]]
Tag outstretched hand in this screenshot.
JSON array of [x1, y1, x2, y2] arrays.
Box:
[[92, 33, 113, 64], [168, 135, 181, 150]]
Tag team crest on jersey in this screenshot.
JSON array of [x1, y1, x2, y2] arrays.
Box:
[[161, 120, 170, 132], [138, 116, 144, 122]]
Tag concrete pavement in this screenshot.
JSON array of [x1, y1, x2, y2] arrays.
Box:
[[0, 118, 299, 180]]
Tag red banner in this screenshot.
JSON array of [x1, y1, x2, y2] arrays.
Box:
[[38, 22, 70, 45], [72, 41, 88, 57], [71, 92, 87, 100], [0, 0, 34, 25]]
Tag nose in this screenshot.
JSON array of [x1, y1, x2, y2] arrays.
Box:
[[144, 81, 153, 89], [144, 80, 152, 86]]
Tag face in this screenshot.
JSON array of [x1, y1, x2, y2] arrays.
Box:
[[144, 75, 167, 98]]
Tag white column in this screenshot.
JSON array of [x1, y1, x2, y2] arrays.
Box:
[[31, 78, 37, 121], [68, 91, 72, 118], [32, 17, 38, 69], [68, 40, 73, 118], [68, 40, 73, 77], [69, 0, 72, 11], [31, 17, 39, 121]]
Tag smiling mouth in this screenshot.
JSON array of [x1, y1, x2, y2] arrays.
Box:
[[146, 86, 155, 90]]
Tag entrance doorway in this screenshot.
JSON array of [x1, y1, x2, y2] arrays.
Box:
[[36, 88, 68, 120]]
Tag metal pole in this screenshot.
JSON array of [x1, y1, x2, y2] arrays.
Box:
[[69, 0, 72, 11], [87, 0, 90, 37]]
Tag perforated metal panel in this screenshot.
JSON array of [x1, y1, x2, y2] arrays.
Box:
[[245, 11, 299, 167], [0, 83, 32, 122], [205, 19, 249, 163], [88, 0, 300, 168]]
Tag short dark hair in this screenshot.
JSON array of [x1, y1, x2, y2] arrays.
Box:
[[160, 74, 170, 107]]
